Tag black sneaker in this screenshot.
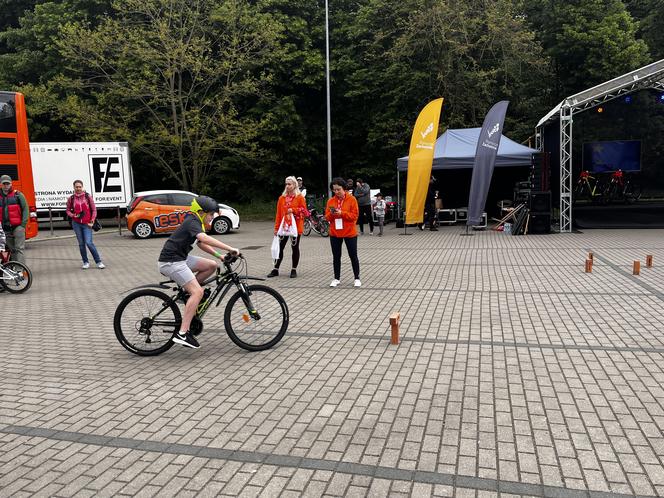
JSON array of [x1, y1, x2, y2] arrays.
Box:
[[173, 332, 200, 349], [267, 269, 279, 278], [290, 269, 297, 278]]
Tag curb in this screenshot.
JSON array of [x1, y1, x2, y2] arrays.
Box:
[[26, 229, 126, 244]]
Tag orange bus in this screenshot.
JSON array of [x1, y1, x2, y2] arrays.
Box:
[[0, 91, 38, 239]]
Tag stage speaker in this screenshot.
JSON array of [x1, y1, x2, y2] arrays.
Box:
[[529, 213, 551, 234], [530, 191, 551, 214], [532, 152, 551, 192]]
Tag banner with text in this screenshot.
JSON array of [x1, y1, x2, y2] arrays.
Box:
[[31, 142, 132, 210], [405, 98, 444, 224], [467, 101, 509, 226]]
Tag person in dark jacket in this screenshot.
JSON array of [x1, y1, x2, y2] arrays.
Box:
[[355, 178, 374, 235], [420, 176, 438, 231], [0, 174, 28, 263]]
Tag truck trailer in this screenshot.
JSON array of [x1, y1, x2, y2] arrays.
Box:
[[30, 142, 134, 219]]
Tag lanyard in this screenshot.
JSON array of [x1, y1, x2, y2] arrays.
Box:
[[335, 194, 345, 211]]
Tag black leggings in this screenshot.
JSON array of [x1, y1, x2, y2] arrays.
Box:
[[330, 236, 360, 279], [358, 205, 374, 233], [274, 235, 301, 269]]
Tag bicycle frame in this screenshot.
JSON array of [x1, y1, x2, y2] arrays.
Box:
[[126, 261, 266, 323]]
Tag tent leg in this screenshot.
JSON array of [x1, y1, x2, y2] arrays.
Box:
[[396, 169, 401, 219]]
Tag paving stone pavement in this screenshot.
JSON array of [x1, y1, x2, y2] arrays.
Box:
[[2, 222, 664, 497]]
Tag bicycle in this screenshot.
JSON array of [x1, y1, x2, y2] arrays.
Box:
[[603, 169, 642, 204], [302, 208, 330, 237], [0, 250, 32, 293], [573, 170, 605, 204], [114, 254, 289, 356]]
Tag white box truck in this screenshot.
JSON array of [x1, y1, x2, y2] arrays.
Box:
[[30, 142, 134, 219]]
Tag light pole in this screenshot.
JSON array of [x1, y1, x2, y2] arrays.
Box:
[[324, 0, 332, 193]]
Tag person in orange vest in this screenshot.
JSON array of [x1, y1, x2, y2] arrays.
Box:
[[0, 175, 28, 264], [325, 177, 361, 287], [268, 176, 307, 278]]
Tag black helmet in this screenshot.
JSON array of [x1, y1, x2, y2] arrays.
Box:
[[191, 195, 218, 213]]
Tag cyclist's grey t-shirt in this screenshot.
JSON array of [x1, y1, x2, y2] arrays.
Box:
[[158, 213, 204, 262]]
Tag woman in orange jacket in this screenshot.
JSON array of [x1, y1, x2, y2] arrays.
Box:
[[325, 177, 361, 287], [268, 176, 308, 278]]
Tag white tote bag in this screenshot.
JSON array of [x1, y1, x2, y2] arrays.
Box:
[[271, 235, 281, 260], [276, 214, 298, 238]]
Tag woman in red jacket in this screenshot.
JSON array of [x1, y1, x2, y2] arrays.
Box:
[[325, 177, 361, 287], [66, 180, 105, 269], [268, 176, 308, 278]]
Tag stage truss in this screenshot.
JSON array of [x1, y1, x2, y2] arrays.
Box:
[[536, 59, 664, 232]]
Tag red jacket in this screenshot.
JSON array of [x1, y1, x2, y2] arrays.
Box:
[[325, 193, 359, 238], [66, 192, 97, 225], [0, 189, 25, 227], [274, 194, 307, 235]]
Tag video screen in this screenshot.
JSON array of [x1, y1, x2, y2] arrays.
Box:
[[582, 140, 641, 173]]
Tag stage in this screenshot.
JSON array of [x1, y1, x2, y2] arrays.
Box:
[[573, 200, 664, 228]]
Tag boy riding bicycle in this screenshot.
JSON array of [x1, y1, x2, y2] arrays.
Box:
[[158, 195, 240, 349]]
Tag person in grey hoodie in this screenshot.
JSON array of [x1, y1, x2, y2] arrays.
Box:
[[355, 178, 374, 235]]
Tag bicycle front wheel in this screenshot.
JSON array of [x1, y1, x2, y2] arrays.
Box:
[[1, 262, 32, 293], [114, 289, 180, 356], [224, 284, 288, 351], [319, 219, 330, 237], [303, 219, 312, 236]]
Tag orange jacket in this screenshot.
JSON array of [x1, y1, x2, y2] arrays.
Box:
[[325, 194, 359, 238], [274, 194, 307, 235]]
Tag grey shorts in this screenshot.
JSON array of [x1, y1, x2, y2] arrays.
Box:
[[158, 256, 202, 286]]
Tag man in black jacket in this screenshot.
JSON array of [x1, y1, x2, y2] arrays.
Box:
[[355, 178, 374, 235]]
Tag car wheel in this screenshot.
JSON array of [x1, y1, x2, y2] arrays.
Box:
[[133, 220, 154, 239], [211, 216, 231, 235]]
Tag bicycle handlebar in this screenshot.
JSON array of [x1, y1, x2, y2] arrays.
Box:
[[222, 252, 243, 264]]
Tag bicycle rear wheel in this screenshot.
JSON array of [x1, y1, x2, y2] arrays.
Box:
[[224, 284, 288, 351], [114, 289, 180, 356], [1, 262, 32, 293], [625, 181, 642, 204]]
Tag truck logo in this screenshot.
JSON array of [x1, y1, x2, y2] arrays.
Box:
[[90, 155, 122, 193]]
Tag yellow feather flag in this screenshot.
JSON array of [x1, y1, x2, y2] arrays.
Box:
[[405, 98, 444, 224]]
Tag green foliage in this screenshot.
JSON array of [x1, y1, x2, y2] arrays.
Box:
[[331, 0, 550, 187], [522, 0, 650, 99], [55, 0, 282, 194], [0, 0, 660, 201]]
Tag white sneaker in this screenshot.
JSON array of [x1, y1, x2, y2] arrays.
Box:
[[97, 262, 106, 269], [354, 279, 362, 287], [329, 279, 340, 287], [81, 262, 90, 269]]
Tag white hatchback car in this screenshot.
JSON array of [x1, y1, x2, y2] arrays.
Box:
[[126, 190, 240, 238]]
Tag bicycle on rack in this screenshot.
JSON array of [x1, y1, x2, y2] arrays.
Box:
[[573, 170, 604, 204], [114, 253, 289, 356], [302, 208, 330, 237], [603, 169, 642, 204], [0, 250, 32, 293]]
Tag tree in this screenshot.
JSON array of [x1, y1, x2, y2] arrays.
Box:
[[625, 0, 664, 60], [0, 1, 110, 138], [331, 0, 550, 185], [55, 0, 281, 193], [522, 0, 650, 99]]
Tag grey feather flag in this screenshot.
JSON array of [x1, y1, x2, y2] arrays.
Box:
[[467, 101, 509, 226]]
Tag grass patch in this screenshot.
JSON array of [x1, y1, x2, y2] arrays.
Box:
[[233, 200, 276, 221]]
